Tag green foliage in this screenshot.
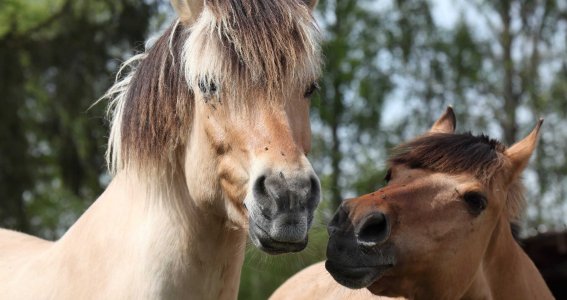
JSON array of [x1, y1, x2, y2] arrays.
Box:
[[0, 0, 66, 37], [312, 0, 396, 210], [239, 226, 328, 299], [0, 0, 158, 236]]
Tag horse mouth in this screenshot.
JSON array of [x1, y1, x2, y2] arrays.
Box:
[[256, 238, 307, 254], [248, 220, 308, 254], [325, 260, 393, 289]]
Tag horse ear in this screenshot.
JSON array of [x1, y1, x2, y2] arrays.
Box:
[[303, 0, 319, 10], [171, 0, 204, 25], [429, 106, 456, 134], [504, 118, 544, 180]]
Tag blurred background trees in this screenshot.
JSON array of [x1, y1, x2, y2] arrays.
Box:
[[1, 0, 566, 298], [0, 0, 163, 238]]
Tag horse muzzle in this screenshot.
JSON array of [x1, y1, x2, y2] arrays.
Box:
[[325, 204, 396, 288], [246, 170, 320, 254]]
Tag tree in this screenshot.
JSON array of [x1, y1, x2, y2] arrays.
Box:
[[394, 0, 567, 228], [0, 0, 158, 238]]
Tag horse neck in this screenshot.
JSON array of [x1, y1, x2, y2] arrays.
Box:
[[463, 217, 553, 300], [57, 171, 247, 299]]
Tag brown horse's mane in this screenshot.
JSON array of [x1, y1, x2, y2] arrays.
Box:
[[390, 132, 526, 223], [103, 0, 321, 175], [390, 132, 506, 181]]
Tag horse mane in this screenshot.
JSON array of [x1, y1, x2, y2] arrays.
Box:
[[389, 132, 526, 221], [102, 0, 321, 175], [103, 21, 191, 175], [184, 0, 321, 100]]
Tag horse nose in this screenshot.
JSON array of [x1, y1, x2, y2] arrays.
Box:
[[253, 172, 320, 212], [250, 171, 320, 244], [355, 212, 390, 247]]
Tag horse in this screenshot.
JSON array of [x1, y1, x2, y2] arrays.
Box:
[[0, 0, 322, 298], [271, 107, 554, 300]]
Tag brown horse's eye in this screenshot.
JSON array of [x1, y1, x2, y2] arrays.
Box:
[[384, 168, 392, 184], [463, 192, 487, 216], [304, 82, 319, 98]]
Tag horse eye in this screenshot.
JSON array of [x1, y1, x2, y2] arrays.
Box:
[[304, 82, 319, 98], [384, 168, 392, 184], [198, 79, 218, 95], [463, 192, 487, 216]]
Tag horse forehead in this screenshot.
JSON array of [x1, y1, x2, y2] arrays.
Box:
[[346, 174, 470, 211], [345, 191, 389, 221], [183, 4, 321, 92], [393, 166, 480, 187]]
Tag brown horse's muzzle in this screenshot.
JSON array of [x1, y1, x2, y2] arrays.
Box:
[[326, 195, 396, 289]]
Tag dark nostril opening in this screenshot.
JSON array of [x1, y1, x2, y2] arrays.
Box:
[[254, 175, 268, 197], [328, 215, 340, 235], [328, 205, 348, 235], [356, 212, 389, 247], [307, 175, 320, 208]]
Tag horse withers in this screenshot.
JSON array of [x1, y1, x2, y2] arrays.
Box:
[[0, 0, 322, 299], [271, 107, 554, 300]]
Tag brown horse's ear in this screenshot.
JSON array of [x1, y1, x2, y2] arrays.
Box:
[[171, 0, 204, 25], [429, 106, 456, 134], [504, 118, 544, 180], [303, 0, 319, 10]]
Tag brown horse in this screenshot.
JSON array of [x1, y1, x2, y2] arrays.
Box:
[[0, 0, 322, 299], [271, 107, 554, 300]]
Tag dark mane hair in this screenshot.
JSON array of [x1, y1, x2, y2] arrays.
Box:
[[390, 132, 506, 182], [120, 24, 192, 173]]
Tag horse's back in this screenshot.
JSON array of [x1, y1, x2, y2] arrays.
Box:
[[270, 261, 401, 300], [0, 228, 52, 257], [0, 228, 53, 295]]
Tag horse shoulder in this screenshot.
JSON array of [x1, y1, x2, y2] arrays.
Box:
[[0, 229, 55, 295], [270, 261, 399, 300], [0, 228, 52, 258]]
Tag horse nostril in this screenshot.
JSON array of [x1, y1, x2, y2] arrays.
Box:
[[327, 216, 340, 235], [252, 172, 320, 217], [253, 175, 268, 198], [327, 205, 348, 235], [253, 174, 276, 215], [356, 212, 389, 247], [307, 175, 320, 209]]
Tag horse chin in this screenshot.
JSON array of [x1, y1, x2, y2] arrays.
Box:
[[366, 276, 403, 297], [248, 216, 309, 255], [325, 260, 393, 289], [325, 236, 396, 289]]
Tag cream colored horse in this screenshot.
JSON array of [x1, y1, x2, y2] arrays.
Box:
[[0, 0, 322, 299], [272, 108, 553, 300]]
